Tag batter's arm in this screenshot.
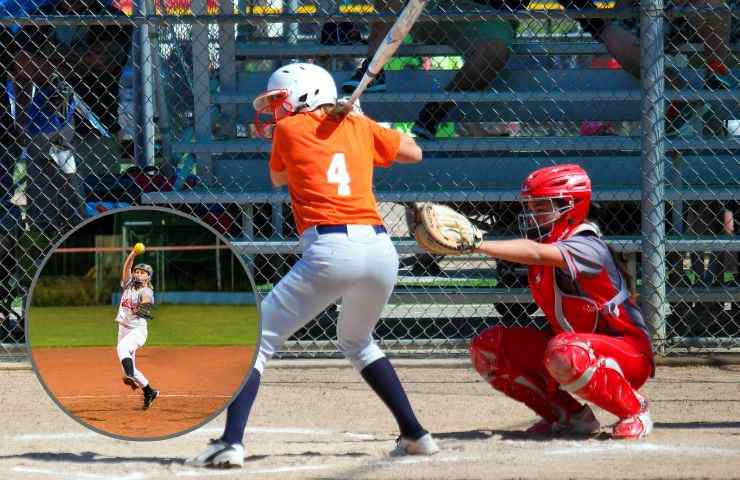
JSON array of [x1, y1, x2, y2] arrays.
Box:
[[270, 168, 289, 187], [393, 135, 422, 164]]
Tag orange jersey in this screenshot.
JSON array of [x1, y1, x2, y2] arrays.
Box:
[[269, 111, 401, 235]]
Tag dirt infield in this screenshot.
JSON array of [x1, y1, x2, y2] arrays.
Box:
[[30, 346, 255, 439], [1, 361, 739, 479]]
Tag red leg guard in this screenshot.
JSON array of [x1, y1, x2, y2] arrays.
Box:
[[470, 327, 583, 424], [544, 333, 642, 418], [492, 373, 567, 424]]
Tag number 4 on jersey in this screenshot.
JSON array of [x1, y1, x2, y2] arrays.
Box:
[[327, 153, 351, 196]]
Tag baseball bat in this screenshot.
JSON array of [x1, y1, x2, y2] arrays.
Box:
[[338, 0, 428, 112]]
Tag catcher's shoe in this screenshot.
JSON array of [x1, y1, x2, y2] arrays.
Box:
[[122, 375, 138, 391], [612, 397, 652, 440], [186, 439, 245, 468], [391, 433, 440, 456], [143, 389, 159, 410], [526, 405, 601, 437]]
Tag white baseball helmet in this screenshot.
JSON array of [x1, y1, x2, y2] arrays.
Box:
[[253, 63, 337, 137]]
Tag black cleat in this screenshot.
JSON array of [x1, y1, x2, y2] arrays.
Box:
[[122, 375, 139, 391], [143, 389, 159, 410]]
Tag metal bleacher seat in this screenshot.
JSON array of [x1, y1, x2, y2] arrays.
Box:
[[142, 30, 740, 313]]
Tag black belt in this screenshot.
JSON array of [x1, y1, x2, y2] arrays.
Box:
[[316, 224, 387, 234]]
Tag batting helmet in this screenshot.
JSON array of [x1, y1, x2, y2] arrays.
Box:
[[518, 164, 592, 243], [252, 63, 337, 138]]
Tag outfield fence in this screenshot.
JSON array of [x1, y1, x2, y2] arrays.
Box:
[[1, 0, 739, 360]]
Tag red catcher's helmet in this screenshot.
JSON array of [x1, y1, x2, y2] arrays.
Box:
[[518, 164, 592, 243]]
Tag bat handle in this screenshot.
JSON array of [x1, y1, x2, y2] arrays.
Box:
[[348, 75, 371, 105]]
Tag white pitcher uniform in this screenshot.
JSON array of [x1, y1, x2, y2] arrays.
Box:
[[116, 279, 154, 388]]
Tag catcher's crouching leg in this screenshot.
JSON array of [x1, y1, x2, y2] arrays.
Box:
[[470, 327, 584, 427], [544, 333, 652, 439]]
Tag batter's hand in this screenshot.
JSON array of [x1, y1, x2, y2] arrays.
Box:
[[329, 97, 363, 117]]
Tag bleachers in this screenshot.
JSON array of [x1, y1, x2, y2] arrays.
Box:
[[143, 29, 740, 338], [158, 38, 740, 193]]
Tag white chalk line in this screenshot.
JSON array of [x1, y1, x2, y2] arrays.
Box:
[[54, 394, 233, 400], [13, 466, 146, 480], [194, 426, 376, 441], [10, 426, 376, 442], [176, 464, 336, 477], [175, 454, 482, 477], [544, 442, 740, 457]]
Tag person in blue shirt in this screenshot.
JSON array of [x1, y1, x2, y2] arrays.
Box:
[[6, 0, 132, 237]]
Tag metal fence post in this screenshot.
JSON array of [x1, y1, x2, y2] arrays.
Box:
[[192, 0, 213, 185], [641, 0, 667, 352], [219, 1, 237, 139], [133, 0, 156, 167]]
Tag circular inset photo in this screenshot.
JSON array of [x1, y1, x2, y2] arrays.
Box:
[[26, 207, 260, 440]]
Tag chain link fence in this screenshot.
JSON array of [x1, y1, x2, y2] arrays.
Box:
[[1, 0, 738, 360]]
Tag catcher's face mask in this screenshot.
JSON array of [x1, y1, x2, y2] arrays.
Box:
[[132, 268, 151, 287], [518, 197, 573, 242]]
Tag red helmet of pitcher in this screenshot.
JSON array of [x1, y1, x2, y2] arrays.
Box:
[[518, 164, 592, 243]]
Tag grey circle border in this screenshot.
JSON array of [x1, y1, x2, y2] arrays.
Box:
[[24, 205, 262, 442]]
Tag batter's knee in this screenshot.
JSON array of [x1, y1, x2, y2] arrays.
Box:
[[543, 333, 597, 389], [469, 326, 507, 381], [338, 337, 384, 371], [116, 343, 132, 361]]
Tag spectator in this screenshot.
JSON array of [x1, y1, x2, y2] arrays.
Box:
[[345, 0, 731, 138], [682, 201, 738, 286], [0, 23, 24, 342], [9, 0, 133, 237], [594, 0, 732, 133], [341, 0, 516, 140]]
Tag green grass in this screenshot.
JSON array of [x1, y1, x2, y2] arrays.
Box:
[[28, 305, 260, 348]]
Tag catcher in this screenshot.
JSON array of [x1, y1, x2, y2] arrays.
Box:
[[408, 164, 654, 439], [116, 246, 159, 410]]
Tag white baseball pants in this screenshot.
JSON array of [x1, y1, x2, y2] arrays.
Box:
[[254, 225, 399, 373], [116, 324, 149, 388]]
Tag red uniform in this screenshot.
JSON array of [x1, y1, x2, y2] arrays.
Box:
[[472, 224, 653, 425], [470, 165, 654, 438]]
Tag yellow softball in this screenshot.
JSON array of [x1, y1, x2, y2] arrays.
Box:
[[133, 242, 146, 255]]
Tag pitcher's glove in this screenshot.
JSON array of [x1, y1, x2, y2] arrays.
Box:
[[136, 302, 154, 320], [406, 203, 484, 255]]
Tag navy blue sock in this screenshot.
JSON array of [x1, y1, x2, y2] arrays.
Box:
[[121, 358, 134, 377], [221, 370, 261, 445], [360, 357, 425, 439]]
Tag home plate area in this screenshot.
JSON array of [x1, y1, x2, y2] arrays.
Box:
[[1, 364, 739, 479]]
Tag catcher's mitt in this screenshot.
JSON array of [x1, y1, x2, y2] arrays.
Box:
[[406, 203, 484, 255], [135, 302, 154, 320]]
